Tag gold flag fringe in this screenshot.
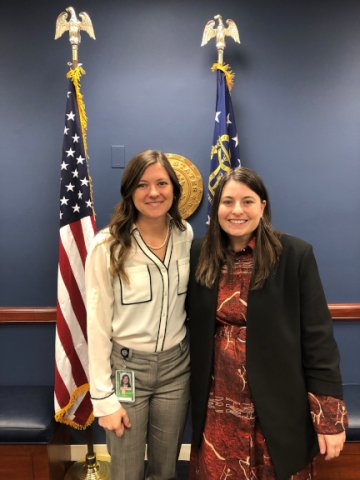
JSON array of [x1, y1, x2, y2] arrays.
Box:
[[66, 67, 96, 218], [67, 67, 88, 157], [211, 63, 235, 91], [54, 383, 94, 430]]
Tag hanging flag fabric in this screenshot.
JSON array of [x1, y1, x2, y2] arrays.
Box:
[[54, 67, 96, 429], [207, 64, 241, 216]]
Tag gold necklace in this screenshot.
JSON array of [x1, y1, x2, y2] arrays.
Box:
[[137, 225, 170, 250]]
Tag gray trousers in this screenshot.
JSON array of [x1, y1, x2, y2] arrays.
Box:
[[106, 338, 190, 480]]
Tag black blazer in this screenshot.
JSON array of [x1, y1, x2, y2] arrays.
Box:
[[187, 234, 343, 480]]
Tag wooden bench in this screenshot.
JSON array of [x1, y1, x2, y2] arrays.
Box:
[[0, 386, 57, 480], [0, 309, 67, 480]]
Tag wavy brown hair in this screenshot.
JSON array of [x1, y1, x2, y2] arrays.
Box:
[[109, 150, 185, 281], [196, 167, 283, 290]]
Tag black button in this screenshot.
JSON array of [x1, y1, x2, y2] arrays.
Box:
[[120, 348, 129, 358]]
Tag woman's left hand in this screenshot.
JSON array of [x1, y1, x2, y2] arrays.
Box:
[[317, 431, 346, 460]]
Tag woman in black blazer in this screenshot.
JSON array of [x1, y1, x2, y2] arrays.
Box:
[[187, 167, 347, 480]]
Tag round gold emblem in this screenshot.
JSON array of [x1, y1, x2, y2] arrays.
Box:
[[166, 153, 203, 219]]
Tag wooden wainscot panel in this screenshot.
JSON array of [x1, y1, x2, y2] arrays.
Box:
[[0, 307, 56, 323], [0, 445, 50, 480], [0, 304, 359, 323], [314, 443, 360, 480]]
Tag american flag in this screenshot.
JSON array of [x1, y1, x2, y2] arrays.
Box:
[[207, 67, 241, 219], [54, 73, 95, 429]]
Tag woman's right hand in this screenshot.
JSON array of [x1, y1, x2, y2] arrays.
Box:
[[98, 407, 131, 437]]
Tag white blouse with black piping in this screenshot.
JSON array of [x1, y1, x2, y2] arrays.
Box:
[[85, 221, 193, 416]]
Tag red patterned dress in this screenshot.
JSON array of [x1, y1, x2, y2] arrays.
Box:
[[189, 242, 347, 480]]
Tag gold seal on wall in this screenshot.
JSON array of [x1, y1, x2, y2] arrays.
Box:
[[166, 153, 203, 219]]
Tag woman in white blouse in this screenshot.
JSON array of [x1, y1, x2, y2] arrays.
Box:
[[85, 150, 193, 480]]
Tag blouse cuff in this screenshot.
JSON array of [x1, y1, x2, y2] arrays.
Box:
[[91, 392, 122, 417], [308, 392, 348, 434]]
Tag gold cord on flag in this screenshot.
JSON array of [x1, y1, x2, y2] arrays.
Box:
[[67, 67, 88, 155], [66, 66, 96, 218], [211, 63, 235, 91]]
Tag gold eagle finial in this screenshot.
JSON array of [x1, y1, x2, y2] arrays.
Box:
[[55, 6, 95, 67], [201, 14, 240, 65]]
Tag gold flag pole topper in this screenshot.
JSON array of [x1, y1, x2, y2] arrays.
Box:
[[55, 6, 96, 68], [201, 14, 240, 66]]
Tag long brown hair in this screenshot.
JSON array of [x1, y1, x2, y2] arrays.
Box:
[[196, 167, 283, 289], [109, 150, 184, 280]]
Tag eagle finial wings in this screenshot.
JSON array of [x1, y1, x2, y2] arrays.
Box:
[[79, 12, 96, 40], [54, 7, 96, 42], [225, 19, 240, 44], [55, 7, 95, 68], [201, 15, 240, 64], [54, 11, 69, 40], [201, 19, 216, 47]]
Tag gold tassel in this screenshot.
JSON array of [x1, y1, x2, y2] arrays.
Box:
[[211, 63, 235, 91], [66, 67, 96, 217], [66, 67, 88, 157]]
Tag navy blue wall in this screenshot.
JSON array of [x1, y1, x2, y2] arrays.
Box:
[[0, 0, 359, 389]]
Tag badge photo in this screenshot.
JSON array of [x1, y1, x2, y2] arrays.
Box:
[[115, 370, 135, 403]]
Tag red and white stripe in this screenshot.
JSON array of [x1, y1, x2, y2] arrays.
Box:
[[54, 215, 96, 428]]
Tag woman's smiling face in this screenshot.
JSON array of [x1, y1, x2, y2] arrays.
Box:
[[217, 179, 266, 251]]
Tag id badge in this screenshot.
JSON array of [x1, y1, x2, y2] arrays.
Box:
[[115, 370, 135, 403]]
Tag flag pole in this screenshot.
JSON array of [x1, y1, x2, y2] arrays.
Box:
[[55, 7, 110, 480], [201, 15, 241, 222]]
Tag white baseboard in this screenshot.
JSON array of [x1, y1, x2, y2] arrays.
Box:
[[49, 443, 191, 462]]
